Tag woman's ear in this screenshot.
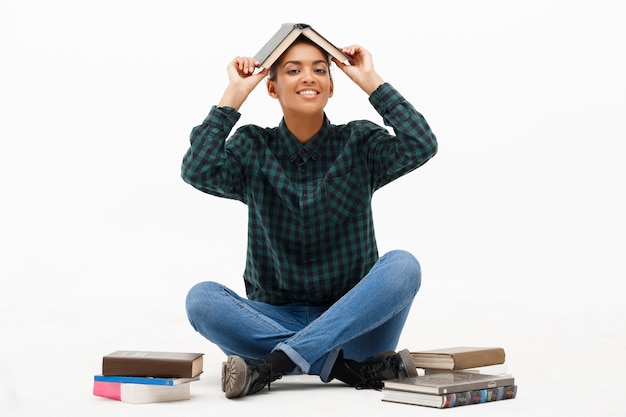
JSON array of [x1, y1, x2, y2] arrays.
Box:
[[267, 79, 279, 98], [329, 79, 334, 98]]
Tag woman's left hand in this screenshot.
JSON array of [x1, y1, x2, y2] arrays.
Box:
[[333, 45, 385, 95]]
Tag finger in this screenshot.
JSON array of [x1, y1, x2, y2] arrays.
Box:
[[232, 57, 260, 75], [243, 57, 259, 74], [254, 67, 269, 78], [332, 56, 348, 70], [340, 45, 363, 58]]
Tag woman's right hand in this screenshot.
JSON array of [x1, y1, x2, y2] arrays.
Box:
[[218, 57, 268, 110]]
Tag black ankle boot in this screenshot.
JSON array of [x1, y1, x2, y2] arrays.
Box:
[[222, 355, 282, 399], [331, 349, 417, 390]]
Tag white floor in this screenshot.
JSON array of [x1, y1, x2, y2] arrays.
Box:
[[2, 271, 624, 417], [2, 1, 625, 416]]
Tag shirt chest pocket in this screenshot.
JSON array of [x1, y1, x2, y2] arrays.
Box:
[[323, 170, 370, 223]]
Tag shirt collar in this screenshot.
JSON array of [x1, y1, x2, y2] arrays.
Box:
[[279, 115, 330, 165]]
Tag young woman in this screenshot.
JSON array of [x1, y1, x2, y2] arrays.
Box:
[[182, 34, 438, 399]]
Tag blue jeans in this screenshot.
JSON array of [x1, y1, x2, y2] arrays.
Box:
[[185, 250, 421, 382]]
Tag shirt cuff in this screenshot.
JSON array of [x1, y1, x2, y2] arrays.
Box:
[[201, 105, 242, 132], [369, 83, 405, 115]]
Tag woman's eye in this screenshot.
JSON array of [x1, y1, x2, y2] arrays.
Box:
[[314, 68, 327, 74], [287, 69, 300, 74]]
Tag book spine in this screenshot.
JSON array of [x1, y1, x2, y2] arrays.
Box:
[[454, 348, 506, 370], [93, 381, 122, 401], [94, 375, 175, 386], [441, 385, 517, 408], [101, 358, 192, 378]]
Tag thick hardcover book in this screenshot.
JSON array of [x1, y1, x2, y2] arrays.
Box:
[[253, 23, 350, 69], [383, 384, 517, 408], [93, 381, 191, 404], [383, 371, 515, 395], [94, 374, 200, 386], [410, 346, 505, 370], [102, 351, 204, 378]]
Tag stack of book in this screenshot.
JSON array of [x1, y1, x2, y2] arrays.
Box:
[[93, 350, 204, 404], [383, 346, 517, 408]]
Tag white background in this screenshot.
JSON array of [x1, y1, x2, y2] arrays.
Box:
[[1, 1, 624, 416]]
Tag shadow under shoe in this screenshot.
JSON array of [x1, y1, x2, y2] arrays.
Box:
[[222, 355, 282, 399]]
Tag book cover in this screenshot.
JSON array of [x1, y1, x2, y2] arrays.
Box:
[[383, 371, 515, 395], [101, 351, 204, 378], [424, 363, 508, 376], [94, 374, 200, 386], [93, 381, 191, 404], [410, 346, 505, 370], [253, 23, 350, 69], [383, 384, 517, 408]]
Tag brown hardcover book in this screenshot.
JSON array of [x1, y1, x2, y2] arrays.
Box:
[[410, 347, 505, 370], [102, 351, 204, 378], [253, 23, 350, 69]]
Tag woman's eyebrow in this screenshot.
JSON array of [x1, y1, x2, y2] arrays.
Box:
[[282, 59, 329, 66]]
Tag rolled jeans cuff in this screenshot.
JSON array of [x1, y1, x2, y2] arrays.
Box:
[[276, 344, 340, 383], [275, 343, 310, 375], [318, 348, 341, 383]]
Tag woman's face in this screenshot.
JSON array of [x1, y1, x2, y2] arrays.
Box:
[[267, 42, 334, 117]]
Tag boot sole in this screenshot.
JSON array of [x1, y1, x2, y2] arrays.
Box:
[[222, 356, 248, 398], [397, 349, 418, 378]]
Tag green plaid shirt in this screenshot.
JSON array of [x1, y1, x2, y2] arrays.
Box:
[[182, 83, 437, 305]]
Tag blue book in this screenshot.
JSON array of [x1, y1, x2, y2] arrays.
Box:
[[94, 374, 200, 386]]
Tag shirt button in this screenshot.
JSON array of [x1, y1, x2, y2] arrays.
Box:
[[305, 222, 310, 228]]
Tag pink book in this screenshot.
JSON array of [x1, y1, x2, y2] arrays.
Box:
[[93, 381, 122, 400], [93, 381, 190, 403]]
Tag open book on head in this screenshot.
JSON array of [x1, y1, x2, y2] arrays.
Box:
[[253, 23, 350, 70]]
